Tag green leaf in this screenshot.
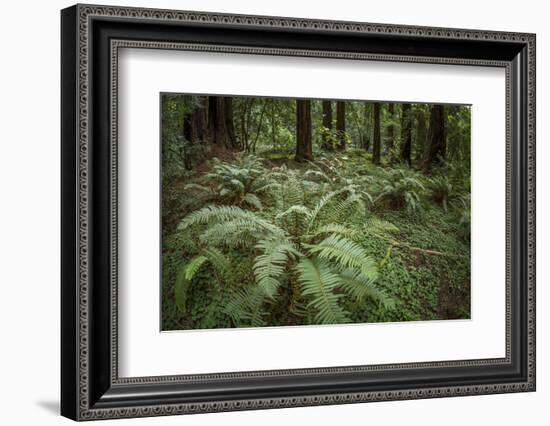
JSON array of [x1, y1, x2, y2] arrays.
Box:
[[306, 234, 378, 279], [338, 268, 390, 305], [174, 255, 209, 312], [295, 258, 349, 324], [254, 239, 301, 297], [243, 193, 263, 210], [184, 255, 208, 281]]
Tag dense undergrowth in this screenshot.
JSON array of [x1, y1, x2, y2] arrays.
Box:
[[162, 150, 470, 330]]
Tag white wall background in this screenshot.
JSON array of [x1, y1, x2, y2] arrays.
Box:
[[0, 0, 546, 424]]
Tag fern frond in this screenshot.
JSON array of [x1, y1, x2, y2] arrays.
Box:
[[364, 217, 399, 233], [282, 177, 305, 208], [253, 182, 282, 194], [184, 183, 214, 194], [295, 258, 349, 324], [174, 255, 209, 312], [307, 186, 354, 232], [224, 286, 267, 327], [198, 247, 238, 288], [254, 239, 301, 298], [308, 224, 357, 240], [199, 219, 260, 248], [243, 193, 263, 210], [184, 255, 208, 281], [338, 268, 391, 306], [178, 205, 285, 237], [174, 263, 190, 312], [304, 169, 333, 183], [306, 234, 378, 278]]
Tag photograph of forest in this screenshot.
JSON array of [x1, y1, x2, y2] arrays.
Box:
[[161, 94, 471, 331]]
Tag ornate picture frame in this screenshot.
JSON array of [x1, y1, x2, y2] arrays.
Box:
[[61, 4, 535, 421]]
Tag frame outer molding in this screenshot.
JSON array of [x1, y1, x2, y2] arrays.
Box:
[[61, 3, 536, 421]]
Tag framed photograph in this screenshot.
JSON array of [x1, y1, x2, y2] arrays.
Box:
[[61, 4, 536, 421]]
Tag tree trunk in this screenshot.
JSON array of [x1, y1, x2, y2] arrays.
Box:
[[372, 103, 381, 164], [322, 100, 333, 150], [387, 103, 395, 151], [295, 99, 313, 162], [400, 103, 412, 166], [414, 105, 428, 166], [336, 101, 346, 150], [224, 97, 236, 148], [182, 96, 208, 169], [363, 103, 370, 152], [208, 96, 236, 149], [423, 104, 446, 172]]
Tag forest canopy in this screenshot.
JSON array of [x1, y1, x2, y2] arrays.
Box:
[[161, 94, 471, 330]]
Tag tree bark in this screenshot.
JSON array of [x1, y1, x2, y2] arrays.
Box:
[[182, 96, 208, 169], [295, 99, 313, 162], [208, 96, 236, 149], [423, 104, 446, 172], [387, 103, 395, 151], [224, 97, 236, 148], [322, 100, 333, 150], [363, 103, 370, 152], [372, 103, 381, 164], [400, 103, 412, 166], [414, 105, 428, 166], [336, 101, 346, 150]]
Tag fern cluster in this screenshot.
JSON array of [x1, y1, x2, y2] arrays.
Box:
[[163, 150, 470, 330], [175, 181, 391, 326]]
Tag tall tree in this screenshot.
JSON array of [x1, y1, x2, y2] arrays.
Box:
[[400, 103, 412, 166], [224, 97, 236, 148], [321, 100, 333, 150], [295, 99, 312, 162], [208, 96, 236, 148], [336, 101, 346, 150], [182, 96, 208, 169], [363, 103, 371, 152], [183, 97, 207, 144], [386, 103, 395, 151], [372, 103, 381, 164], [414, 105, 429, 166], [423, 104, 446, 172]]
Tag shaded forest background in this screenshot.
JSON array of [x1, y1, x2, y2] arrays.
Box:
[[161, 94, 471, 330]]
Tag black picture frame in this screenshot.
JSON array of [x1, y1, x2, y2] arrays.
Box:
[[61, 4, 536, 421]]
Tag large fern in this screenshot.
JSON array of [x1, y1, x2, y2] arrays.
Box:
[[172, 156, 398, 328]]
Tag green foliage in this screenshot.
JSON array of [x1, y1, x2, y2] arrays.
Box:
[[453, 194, 471, 241], [374, 168, 425, 213], [165, 154, 408, 327], [161, 94, 472, 330], [163, 151, 470, 330], [427, 175, 453, 212], [296, 258, 350, 324], [190, 155, 270, 209]]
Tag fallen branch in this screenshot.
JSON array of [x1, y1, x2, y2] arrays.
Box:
[[373, 233, 467, 259]]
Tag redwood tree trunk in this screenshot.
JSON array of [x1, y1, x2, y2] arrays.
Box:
[[224, 97, 237, 149], [208, 96, 236, 148], [400, 103, 412, 166], [414, 105, 428, 166], [295, 99, 312, 162], [322, 100, 333, 150], [363, 103, 370, 152], [423, 104, 446, 172], [372, 103, 381, 164], [336, 101, 346, 150], [182, 96, 208, 169], [387, 103, 395, 151]]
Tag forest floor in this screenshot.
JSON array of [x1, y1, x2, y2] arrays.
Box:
[[161, 149, 471, 330]]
